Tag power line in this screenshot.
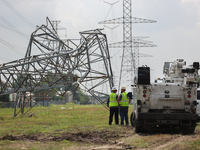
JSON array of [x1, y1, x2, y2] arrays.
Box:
[[0, 38, 24, 56], [22, 0, 46, 22], [0, 38, 26, 49], [0, 15, 29, 39], [0, 22, 29, 40], [101, 0, 120, 21], [0, 56, 10, 62], [2, 0, 35, 28], [0, 22, 16, 33]]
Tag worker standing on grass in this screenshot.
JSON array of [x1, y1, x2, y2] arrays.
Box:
[[107, 87, 119, 125], [118, 87, 132, 126]]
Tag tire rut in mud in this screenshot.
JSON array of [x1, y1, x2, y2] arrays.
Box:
[[0, 130, 131, 145]]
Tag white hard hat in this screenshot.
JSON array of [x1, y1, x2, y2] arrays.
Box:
[[112, 87, 117, 91]]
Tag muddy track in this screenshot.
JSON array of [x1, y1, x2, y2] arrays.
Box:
[[0, 129, 131, 145], [1, 126, 199, 150], [153, 135, 185, 150]]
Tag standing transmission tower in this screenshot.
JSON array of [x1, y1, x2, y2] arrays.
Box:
[[99, 0, 156, 90]]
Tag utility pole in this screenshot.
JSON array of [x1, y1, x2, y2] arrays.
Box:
[[99, 0, 156, 91]]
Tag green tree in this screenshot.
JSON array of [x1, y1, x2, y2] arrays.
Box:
[[68, 83, 80, 102], [0, 94, 10, 102], [34, 88, 57, 102], [79, 90, 90, 104]]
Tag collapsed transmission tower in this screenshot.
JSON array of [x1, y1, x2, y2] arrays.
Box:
[[0, 18, 113, 116], [99, 0, 156, 90]]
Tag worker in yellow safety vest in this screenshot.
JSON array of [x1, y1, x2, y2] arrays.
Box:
[[107, 87, 119, 125], [118, 86, 132, 125]]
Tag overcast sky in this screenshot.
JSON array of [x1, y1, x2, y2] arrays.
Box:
[[0, 0, 200, 92]]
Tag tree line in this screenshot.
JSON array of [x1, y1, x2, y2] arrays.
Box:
[[0, 72, 91, 104]]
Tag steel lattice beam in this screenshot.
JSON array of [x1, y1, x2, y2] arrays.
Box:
[[108, 40, 157, 48], [0, 18, 113, 116], [98, 17, 156, 24]]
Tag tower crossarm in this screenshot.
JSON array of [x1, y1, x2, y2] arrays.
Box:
[[108, 41, 157, 48], [134, 41, 157, 47], [139, 53, 153, 57], [133, 36, 149, 40], [98, 17, 156, 24]]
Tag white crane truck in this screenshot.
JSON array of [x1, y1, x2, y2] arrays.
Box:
[[131, 59, 199, 134]]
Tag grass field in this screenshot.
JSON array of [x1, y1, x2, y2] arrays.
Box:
[[0, 104, 200, 150]]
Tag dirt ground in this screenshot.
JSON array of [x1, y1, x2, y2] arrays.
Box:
[[1, 126, 200, 150], [1, 129, 129, 144]]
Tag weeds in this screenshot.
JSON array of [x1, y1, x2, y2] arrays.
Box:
[[187, 139, 200, 150]]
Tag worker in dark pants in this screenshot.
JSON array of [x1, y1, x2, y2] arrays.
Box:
[[118, 86, 132, 126], [107, 87, 119, 125]]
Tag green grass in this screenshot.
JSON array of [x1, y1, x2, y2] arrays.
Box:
[[1, 105, 200, 150], [0, 105, 134, 149], [125, 136, 148, 148], [0, 105, 134, 136], [187, 139, 200, 150]]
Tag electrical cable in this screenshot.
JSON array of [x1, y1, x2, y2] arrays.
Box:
[[22, 0, 46, 22], [2, 0, 35, 28], [0, 38, 24, 56], [4, 41, 26, 49], [0, 22, 15, 32], [0, 38, 26, 50], [0, 15, 29, 39], [0, 56, 10, 62], [100, 0, 121, 87]]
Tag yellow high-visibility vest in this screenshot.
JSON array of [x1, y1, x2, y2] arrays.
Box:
[[109, 93, 118, 107], [119, 92, 129, 107]]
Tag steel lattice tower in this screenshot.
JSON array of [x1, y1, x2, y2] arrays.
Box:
[[99, 0, 156, 90], [121, 0, 133, 88], [0, 18, 113, 116]]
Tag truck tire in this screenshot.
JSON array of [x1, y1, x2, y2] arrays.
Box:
[[135, 118, 142, 133], [130, 112, 135, 126], [135, 125, 142, 133], [181, 120, 196, 135], [181, 126, 195, 134]]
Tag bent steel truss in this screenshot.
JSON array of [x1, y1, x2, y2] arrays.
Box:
[[0, 18, 113, 116]]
